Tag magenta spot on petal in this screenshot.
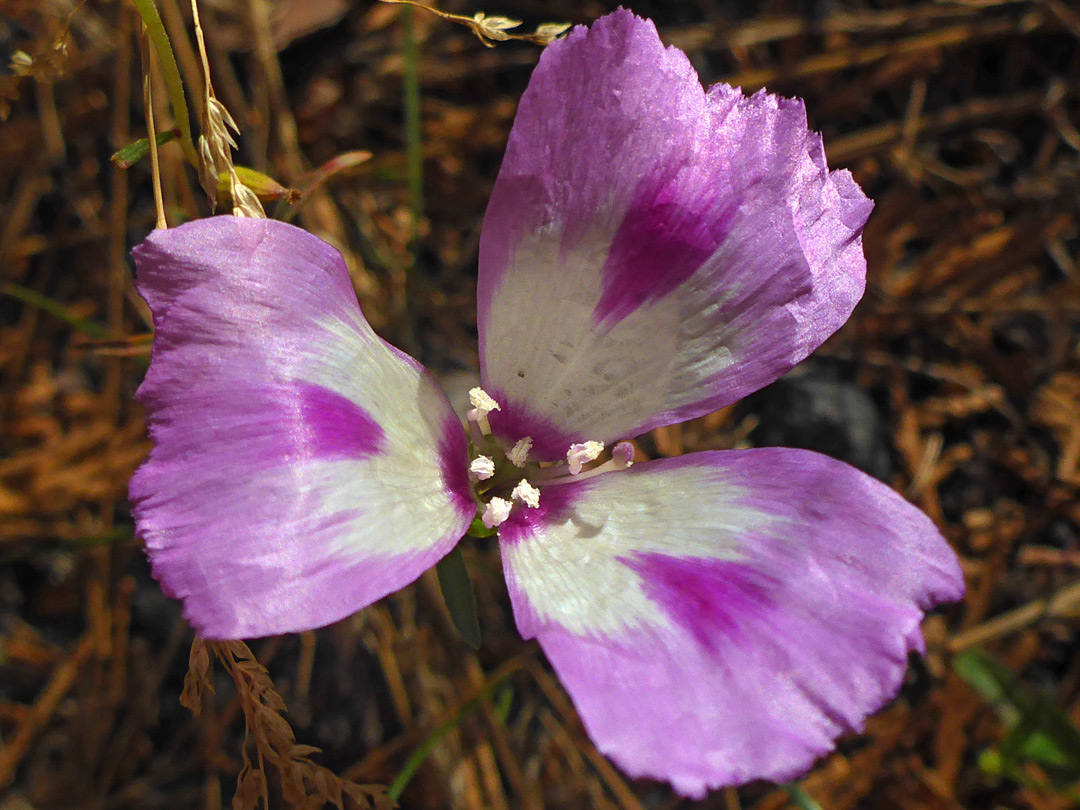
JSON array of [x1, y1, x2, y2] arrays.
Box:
[[593, 175, 730, 327], [624, 553, 775, 654], [295, 383, 385, 459], [439, 415, 474, 519]]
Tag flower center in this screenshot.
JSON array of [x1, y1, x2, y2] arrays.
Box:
[[465, 387, 635, 529]]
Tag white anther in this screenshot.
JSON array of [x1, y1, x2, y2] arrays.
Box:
[[469, 455, 496, 481], [468, 387, 500, 415], [467, 387, 501, 434], [507, 436, 533, 468], [567, 441, 605, 475], [511, 479, 540, 509], [613, 441, 635, 469], [481, 497, 513, 529]]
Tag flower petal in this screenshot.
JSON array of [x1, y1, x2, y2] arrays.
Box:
[[499, 449, 962, 796], [479, 10, 872, 457], [130, 216, 474, 639]]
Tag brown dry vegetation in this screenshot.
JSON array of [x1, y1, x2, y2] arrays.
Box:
[[2, 1, 1080, 808]]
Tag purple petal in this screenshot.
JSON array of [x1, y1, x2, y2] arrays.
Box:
[[478, 10, 872, 452], [130, 216, 474, 639], [499, 450, 962, 796]]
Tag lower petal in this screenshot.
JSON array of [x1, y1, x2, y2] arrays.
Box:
[[499, 449, 963, 796]]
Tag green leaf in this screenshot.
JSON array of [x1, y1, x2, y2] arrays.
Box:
[[953, 648, 1010, 705], [977, 748, 1005, 777], [111, 129, 179, 168], [784, 783, 824, 810], [435, 547, 481, 649], [954, 648, 1080, 786], [493, 682, 514, 724]]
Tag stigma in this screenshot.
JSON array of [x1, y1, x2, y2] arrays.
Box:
[[567, 441, 605, 475], [461, 389, 636, 533]]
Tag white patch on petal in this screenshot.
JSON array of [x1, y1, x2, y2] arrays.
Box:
[[483, 236, 735, 444], [288, 313, 468, 559], [503, 464, 762, 637]]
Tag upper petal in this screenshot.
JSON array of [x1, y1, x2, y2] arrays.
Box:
[[130, 216, 473, 639], [499, 449, 962, 796], [478, 10, 872, 457]]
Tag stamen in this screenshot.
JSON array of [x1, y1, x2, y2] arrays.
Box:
[[535, 440, 636, 488], [468, 387, 500, 413], [538, 457, 621, 486], [469, 455, 496, 481], [511, 479, 540, 508], [467, 387, 501, 434], [613, 441, 635, 469], [467, 418, 485, 447], [507, 436, 533, 468], [567, 441, 605, 475], [481, 496, 513, 529]]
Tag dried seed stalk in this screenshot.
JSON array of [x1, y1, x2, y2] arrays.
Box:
[[0, 0, 74, 121], [181, 640, 390, 810], [180, 636, 213, 716], [378, 0, 570, 47], [189, 0, 264, 217]]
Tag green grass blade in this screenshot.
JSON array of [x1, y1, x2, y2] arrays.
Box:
[[388, 668, 515, 800], [130, 0, 199, 166], [2, 282, 109, 338]]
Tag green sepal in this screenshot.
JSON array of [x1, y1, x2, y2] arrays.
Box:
[[466, 516, 497, 538], [435, 547, 481, 649], [218, 166, 299, 204]]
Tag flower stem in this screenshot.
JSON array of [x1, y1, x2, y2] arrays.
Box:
[[140, 25, 167, 229]]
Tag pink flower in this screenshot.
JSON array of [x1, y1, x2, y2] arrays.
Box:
[[130, 11, 963, 797]]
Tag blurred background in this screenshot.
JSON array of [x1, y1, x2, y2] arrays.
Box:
[[2, 0, 1080, 808]]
